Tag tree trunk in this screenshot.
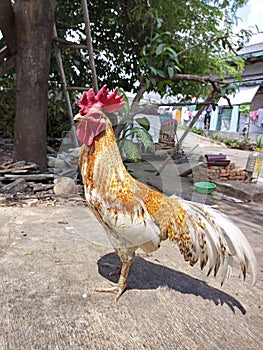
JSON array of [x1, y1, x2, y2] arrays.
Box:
[[13, 0, 55, 171]]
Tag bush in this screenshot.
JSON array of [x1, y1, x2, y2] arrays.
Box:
[[211, 135, 251, 149], [191, 127, 204, 136], [0, 86, 73, 142], [0, 88, 16, 138]]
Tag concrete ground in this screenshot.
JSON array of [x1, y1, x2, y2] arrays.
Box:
[[0, 131, 263, 350]]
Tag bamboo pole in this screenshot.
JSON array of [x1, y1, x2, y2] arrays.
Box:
[[52, 24, 79, 147]]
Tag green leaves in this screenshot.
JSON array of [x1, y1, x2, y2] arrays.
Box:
[[132, 127, 153, 151], [156, 43, 165, 56], [135, 117, 150, 131], [117, 117, 153, 162], [122, 139, 141, 163], [167, 66, 174, 78], [121, 125, 154, 163], [140, 31, 181, 93], [49, 0, 254, 102], [116, 87, 130, 118]]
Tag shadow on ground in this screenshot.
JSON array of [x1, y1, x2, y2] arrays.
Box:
[[97, 253, 246, 315]]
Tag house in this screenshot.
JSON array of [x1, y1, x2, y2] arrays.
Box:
[[209, 42, 263, 137]]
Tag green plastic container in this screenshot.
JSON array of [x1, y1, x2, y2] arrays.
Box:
[[194, 182, 216, 194]]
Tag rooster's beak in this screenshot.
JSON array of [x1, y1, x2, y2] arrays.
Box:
[[74, 113, 83, 121]]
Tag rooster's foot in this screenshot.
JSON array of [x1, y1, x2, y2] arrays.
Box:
[[95, 282, 127, 302], [102, 262, 121, 277]]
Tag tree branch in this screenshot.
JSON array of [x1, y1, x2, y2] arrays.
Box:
[[157, 73, 228, 85], [129, 80, 147, 116], [133, 80, 147, 103], [177, 35, 224, 57], [52, 36, 99, 52], [0, 0, 16, 56], [156, 73, 233, 108]]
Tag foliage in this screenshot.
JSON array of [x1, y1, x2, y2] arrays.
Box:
[[131, 1, 248, 99], [0, 68, 15, 137], [47, 89, 72, 139], [112, 88, 153, 162], [117, 115, 153, 162], [0, 0, 254, 141], [191, 127, 204, 136], [211, 134, 252, 149], [140, 31, 181, 90], [239, 104, 252, 117], [0, 87, 15, 138], [53, 0, 253, 99], [39, 0, 252, 137], [0, 81, 71, 141], [255, 136, 263, 149]]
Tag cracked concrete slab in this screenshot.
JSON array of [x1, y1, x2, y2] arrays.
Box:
[[0, 201, 262, 350]]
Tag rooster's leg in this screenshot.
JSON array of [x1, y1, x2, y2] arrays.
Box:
[[96, 253, 134, 302]]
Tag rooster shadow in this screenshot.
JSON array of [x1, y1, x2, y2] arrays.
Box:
[[97, 253, 246, 314]]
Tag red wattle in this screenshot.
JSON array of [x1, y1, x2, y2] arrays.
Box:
[[76, 112, 106, 147]]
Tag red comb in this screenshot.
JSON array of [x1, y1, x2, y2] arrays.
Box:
[[78, 85, 126, 114]]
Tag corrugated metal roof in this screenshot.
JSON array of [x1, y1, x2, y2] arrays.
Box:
[[218, 85, 260, 106], [239, 42, 263, 55]]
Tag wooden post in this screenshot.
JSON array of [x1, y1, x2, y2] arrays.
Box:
[[81, 0, 98, 93], [157, 90, 217, 175]]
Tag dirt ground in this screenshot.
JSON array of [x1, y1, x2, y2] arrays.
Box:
[[0, 198, 262, 350]]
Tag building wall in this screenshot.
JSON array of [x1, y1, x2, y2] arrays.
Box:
[[208, 44, 263, 134], [252, 92, 263, 110]]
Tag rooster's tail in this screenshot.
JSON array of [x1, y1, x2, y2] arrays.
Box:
[[173, 200, 257, 286]]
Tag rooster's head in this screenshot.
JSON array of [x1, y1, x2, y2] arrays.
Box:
[[74, 85, 125, 147]]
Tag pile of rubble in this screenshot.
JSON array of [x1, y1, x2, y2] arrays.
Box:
[[193, 154, 248, 183], [206, 163, 248, 181], [0, 146, 85, 207], [0, 160, 56, 206]]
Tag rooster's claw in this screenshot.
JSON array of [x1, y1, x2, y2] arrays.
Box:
[[95, 282, 127, 302]]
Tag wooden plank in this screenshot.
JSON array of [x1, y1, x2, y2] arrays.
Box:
[[0, 161, 38, 171], [1, 178, 27, 194], [0, 164, 38, 174], [4, 174, 54, 181]]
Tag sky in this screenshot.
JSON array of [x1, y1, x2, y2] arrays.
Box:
[[236, 0, 263, 44]]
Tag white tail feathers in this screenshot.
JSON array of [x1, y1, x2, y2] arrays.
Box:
[[178, 200, 257, 286]]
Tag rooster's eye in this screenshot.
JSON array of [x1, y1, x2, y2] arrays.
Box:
[[92, 113, 101, 119]]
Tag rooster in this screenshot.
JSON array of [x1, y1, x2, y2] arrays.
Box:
[[74, 85, 257, 302]]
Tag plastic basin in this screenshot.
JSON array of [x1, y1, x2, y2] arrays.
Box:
[[194, 182, 216, 194]]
